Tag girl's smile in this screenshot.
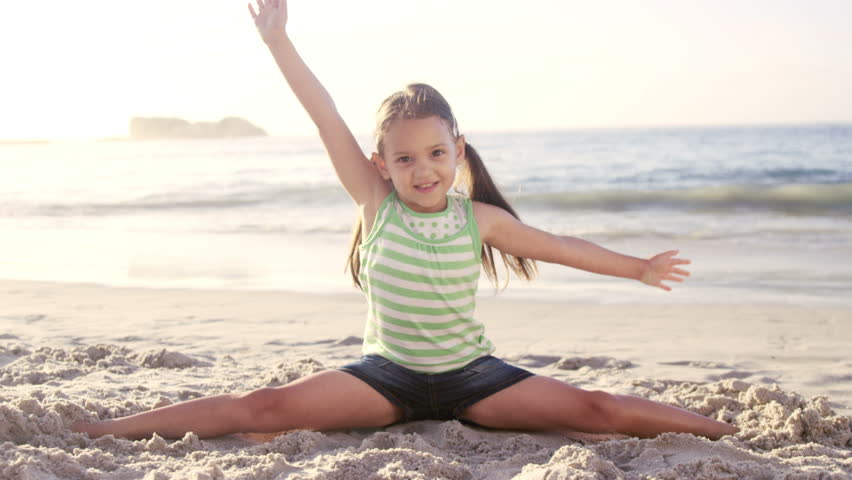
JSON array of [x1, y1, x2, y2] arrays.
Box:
[[414, 181, 439, 193]]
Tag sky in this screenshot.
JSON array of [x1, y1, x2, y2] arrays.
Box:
[[2, 0, 851, 141]]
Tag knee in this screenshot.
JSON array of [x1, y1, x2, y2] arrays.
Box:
[[237, 387, 288, 429], [583, 390, 624, 433], [239, 387, 278, 410]]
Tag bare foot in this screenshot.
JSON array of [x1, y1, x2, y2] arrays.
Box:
[[720, 423, 740, 437], [71, 420, 103, 438]]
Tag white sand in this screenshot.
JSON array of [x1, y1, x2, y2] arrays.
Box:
[[1, 279, 849, 479]]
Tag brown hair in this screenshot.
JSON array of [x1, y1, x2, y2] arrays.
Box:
[[346, 83, 537, 290]]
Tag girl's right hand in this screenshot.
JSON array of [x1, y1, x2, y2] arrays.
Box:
[[638, 249, 690, 292], [248, 0, 288, 45]]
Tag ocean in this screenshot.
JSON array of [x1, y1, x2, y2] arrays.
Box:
[[2, 124, 850, 305]]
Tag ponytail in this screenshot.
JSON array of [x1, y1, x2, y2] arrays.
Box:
[[345, 217, 363, 289], [457, 142, 537, 290]]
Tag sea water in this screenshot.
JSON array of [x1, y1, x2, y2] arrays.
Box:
[[1, 125, 850, 305]]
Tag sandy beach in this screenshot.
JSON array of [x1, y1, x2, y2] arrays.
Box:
[[3, 0, 851, 475], [1, 278, 849, 479]]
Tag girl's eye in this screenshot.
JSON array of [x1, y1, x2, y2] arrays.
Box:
[[432, 149, 444, 157], [397, 156, 410, 163]]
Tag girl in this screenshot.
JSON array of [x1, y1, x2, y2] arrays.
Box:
[[72, 0, 738, 441]]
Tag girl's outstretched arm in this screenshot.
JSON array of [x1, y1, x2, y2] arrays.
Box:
[[473, 202, 690, 291], [248, 0, 386, 207]]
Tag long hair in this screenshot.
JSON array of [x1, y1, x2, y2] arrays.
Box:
[[346, 83, 537, 290]]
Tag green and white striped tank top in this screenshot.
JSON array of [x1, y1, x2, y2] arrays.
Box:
[[359, 189, 496, 373]]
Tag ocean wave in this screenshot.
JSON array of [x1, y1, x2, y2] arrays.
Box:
[[19, 184, 349, 217], [763, 167, 838, 180], [511, 183, 852, 215], [6, 182, 852, 220]]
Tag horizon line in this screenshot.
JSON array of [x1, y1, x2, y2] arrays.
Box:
[[3, 120, 851, 144]]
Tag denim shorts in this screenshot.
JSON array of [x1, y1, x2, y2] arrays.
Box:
[[337, 354, 535, 425]]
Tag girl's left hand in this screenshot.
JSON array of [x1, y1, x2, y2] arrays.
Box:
[[639, 250, 691, 291], [249, 0, 288, 45]]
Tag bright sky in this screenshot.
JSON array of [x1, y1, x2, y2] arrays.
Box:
[[2, 0, 851, 141]]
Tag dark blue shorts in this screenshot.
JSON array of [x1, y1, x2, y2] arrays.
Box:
[[337, 354, 535, 425]]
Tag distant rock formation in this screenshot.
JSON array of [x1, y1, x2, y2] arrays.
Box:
[[129, 116, 267, 139]]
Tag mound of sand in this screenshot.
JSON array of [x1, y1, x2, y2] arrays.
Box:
[[1, 342, 849, 479]]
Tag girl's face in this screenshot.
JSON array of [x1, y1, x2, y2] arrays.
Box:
[[374, 116, 465, 213]]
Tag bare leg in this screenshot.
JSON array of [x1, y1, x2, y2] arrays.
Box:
[[460, 375, 738, 440], [72, 370, 403, 440]]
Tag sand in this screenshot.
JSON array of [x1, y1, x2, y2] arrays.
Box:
[[1, 279, 849, 479]]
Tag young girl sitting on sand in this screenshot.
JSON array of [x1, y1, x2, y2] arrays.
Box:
[[72, 0, 738, 441]]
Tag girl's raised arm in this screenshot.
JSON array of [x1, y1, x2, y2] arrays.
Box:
[[248, 0, 385, 207]]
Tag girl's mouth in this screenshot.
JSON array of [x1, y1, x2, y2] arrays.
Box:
[[414, 181, 438, 193]]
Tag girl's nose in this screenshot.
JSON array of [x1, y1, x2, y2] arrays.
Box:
[[413, 160, 432, 176]]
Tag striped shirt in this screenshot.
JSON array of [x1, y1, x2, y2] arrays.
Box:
[[359, 189, 495, 373]]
